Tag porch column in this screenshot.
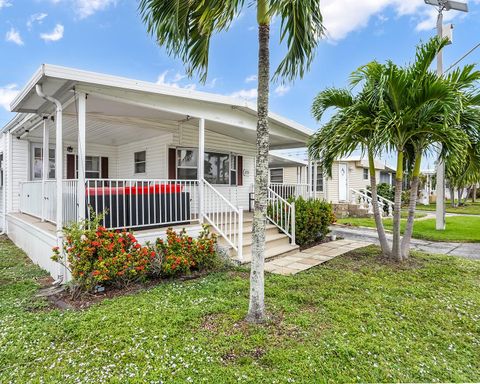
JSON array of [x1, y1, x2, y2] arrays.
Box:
[[307, 157, 312, 198], [313, 161, 318, 199], [41, 117, 49, 222], [77, 92, 86, 221], [198, 118, 205, 223], [54, 102, 64, 282]]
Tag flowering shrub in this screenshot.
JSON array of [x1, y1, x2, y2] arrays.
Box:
[[52, 213, 155, 291], [150, 225, 218, 277]]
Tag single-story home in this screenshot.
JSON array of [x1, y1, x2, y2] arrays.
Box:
[[0, 64, 312, 281], [268, 154, 395, 204]]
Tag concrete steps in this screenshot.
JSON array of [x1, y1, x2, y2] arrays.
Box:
[[213, 212, 299, 264]]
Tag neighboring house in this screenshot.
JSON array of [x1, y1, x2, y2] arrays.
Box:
[[269, 155, 395, 204], [0, 64, 311, 281]]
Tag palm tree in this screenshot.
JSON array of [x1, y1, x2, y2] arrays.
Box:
[[309, 66, 391, 256], [138, 0, 324, 322]]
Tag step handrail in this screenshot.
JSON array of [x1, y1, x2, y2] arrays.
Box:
[[202, 178, 243, 261], [267, 186, 296, 244], [359, 188, 394, 207], [350, 187, 393, 217]]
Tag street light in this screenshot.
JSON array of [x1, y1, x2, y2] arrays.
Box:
[[424, 0, 468, 230]]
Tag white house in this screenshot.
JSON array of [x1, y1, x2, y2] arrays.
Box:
[[0, 64, 312, 281], [269, 154, 395, 204]]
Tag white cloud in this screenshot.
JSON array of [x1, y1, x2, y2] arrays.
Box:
[[245, 74, 257, 83], [0, 84, 19, 111], [320, 0, 466, 41], [156, 70, 196, 90], [74, 0, 116, 19], [274, 84, 290, 96], [5, 27, 24, 46], [230, 88, 257, 100], [27, 13, 48, 29], [40, 24, 64, 42], [0, 0, 12, 10]]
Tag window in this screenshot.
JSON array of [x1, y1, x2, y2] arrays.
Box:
[[311, 165, 323, 192], [85, 156, 100, 179], [270, 168, 283, 184], [204, 152, 229, 184], [176, 148, 238, 185], [32, 145, 55, 180], [363, 168, 369, 180], [177, 149, 198, 180], [134, 151, 146, 174]]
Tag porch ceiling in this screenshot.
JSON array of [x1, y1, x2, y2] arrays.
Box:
[[7, 64, 312, 150]]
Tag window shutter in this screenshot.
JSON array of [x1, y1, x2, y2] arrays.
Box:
[[168, 148, 176, 179], [101, 157, 109, 179], [66, 154, 75, 179], [237, 156, 243, 186]]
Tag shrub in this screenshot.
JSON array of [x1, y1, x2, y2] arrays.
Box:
[[291, 197, 335, 247], [149, 225, 218, 277], [52, 213, 155, 292]]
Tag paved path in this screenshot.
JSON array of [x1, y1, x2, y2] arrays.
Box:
[[265, 239, 372, 275], [331, 225, 480, 260]]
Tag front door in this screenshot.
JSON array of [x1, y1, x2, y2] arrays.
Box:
[[338, 163, 348, 201]]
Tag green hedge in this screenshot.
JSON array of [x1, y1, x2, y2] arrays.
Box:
[[293, 197, 335, 247]]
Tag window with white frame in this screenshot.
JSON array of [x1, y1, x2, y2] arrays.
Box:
[[31, 144, 55, 180], [134, 151, 146, 174], [310, 165, 323, 192], [270, 168, 283, 184], [176, 148, 238, 185], [73, 155, 101, 178], [363, 168, 369, 180]]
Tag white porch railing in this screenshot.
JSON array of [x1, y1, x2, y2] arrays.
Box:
[[267, 186, 295, 244], [20, 180, 78, 225], [269, 183, 309, 200], [350, 188, 393, 217], [202, 179, 243, 261], [85, 179, 199, 230]]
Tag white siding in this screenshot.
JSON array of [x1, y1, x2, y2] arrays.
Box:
[[117, 134, 171, 179]]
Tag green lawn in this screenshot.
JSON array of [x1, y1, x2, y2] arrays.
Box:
[[337, 215, 480, 243], [416, 201, 480, 215], [1, 238, 480, 383]]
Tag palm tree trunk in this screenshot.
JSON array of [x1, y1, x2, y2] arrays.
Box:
[[473, 185, 477, 203], [247, 2, 269, 323], [401, 153, 421, 259], [450, 187, 455, 207], [458, 188, 463, 206], [368, 151, 391, 256], [392, 151, 404, 261]]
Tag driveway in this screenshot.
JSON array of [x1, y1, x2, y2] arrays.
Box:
[[331, 225, 480, 260]]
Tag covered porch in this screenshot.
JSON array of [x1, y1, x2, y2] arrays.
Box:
[[7, 65, 311, 273]]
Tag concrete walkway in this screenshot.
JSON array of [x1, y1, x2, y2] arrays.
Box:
[[331, 225, 480, 260], [265, 239, 372, 275]]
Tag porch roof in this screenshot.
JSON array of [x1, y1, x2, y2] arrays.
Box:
[[269, 151, 307, 168], [5, 64, 312, 149]]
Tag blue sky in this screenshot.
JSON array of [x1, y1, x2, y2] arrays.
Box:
[[1, 0, 480, 166]]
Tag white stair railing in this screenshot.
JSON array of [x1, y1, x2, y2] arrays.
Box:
[[269, 183, 309, 199], [360, 188, 394, 217], [267, 187, 296, 244], [202, 179, 243, 261], [350, 188, 393, 217]]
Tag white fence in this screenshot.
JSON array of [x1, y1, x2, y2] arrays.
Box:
[[84, 179, 199, 230], [269, 183, 309, 200]]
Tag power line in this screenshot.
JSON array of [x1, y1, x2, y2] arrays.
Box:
[[445, 41, 480, 73]]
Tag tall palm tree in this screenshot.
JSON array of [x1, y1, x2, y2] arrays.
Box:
[[138, 0, 324, 322], [309, 66, 391, 256]]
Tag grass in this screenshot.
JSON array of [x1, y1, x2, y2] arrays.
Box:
[[416, 201, 480, 215], [337, 215, 480, 243], [1, 237, 480, 383]]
